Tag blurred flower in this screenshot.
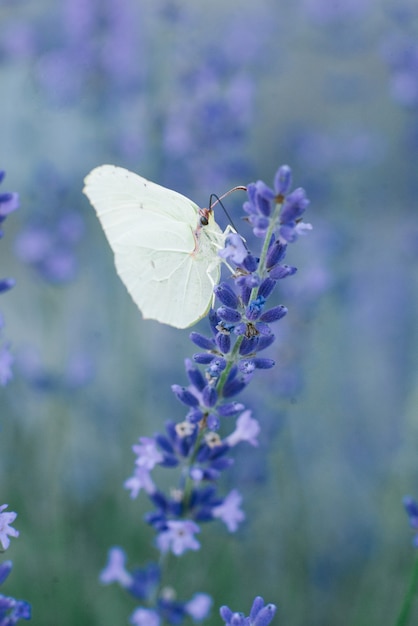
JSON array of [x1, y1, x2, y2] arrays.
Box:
[[156, 520, 201, 556], [0, 345, 13, 387], [403, 495, 418, 546], [99, 547, 133, 587], [0, 506, 19, 551], [130, 607, 160, 626], [212, 489, 245, 532], [14, 211, 84, 284], [0, 561, 31, 623], [220, 596, 276, 626], [226, 410, 260, 448], [184, 593, 212, 621]]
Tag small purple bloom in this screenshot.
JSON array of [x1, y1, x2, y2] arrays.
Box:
[[226, 410, 260, 447], [124, 466, 156, 499], [156, 520, 201, 556], [133, 437, 164, 471], [212, 489, 245, 532], [184, 593, 213, 621], [219, 233, 248, 265], [0, 505, 19, 550], [99, 547, 133, 587], [130, 607, 161, 626]]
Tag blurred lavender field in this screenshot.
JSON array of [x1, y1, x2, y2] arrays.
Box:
[[1, 1, 418, 624]]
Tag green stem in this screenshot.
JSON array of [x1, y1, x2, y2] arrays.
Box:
[[249, 198, 283, 302], [395, 553, 418, 626], [182, 199, 283, 511]]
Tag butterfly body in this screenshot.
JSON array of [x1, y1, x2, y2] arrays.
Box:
[[83, 165, 225, 328]]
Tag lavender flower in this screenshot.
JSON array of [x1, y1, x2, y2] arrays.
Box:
[[0, 172, 18, 387], [0, 562, 31, 624], [106, 165, 309, 624], [220, 596, 277, 626]]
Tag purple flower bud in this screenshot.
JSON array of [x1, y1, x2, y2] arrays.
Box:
[[209, 308, 221, 334], [185, 359, 206, 391], [253, 604, 277, 626], [266, 240, 287, 268], [239, 336, 259, 355], [214, 282, 239, 308], [246, 182, 257, 204], [280, 187, 309, 224], [258, 277, 276, 299], [274, 164, 292, 195], [269, 264, 297, 280], [243, 254, 258, 272], [255, 321, 272, 335], [257, 333, 275, 351], [155, 434, 174, 454], [187, 408, 204, 423], [250, 597, 266, 619], [255, 181, 275, 216], [252, 215, 270, 237], [207, 413, 220, 430], [190, 332, 215, 350], [215, 331, 231, 355], [160, 454, 179, 467], [171, 385, 199, 407], [207, 357, 227, 376], [217, 306, 242, 323], [251, 604, 276, 626], [253, 358, 275, 369], [193, 353, 216, 364], [218, 402, 245, 416], [223, 378, 248, 397], [238, 284, 251, 306], [202, 385, 218, 407], [259, 305, 288, 323]]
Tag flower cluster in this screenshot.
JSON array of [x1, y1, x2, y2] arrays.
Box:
[[101, 165, 311, 623], [100, 547, 212, 626], [0, 509, 31, 625], [220, 596, 276, 626], [0, 171, 19, 386]]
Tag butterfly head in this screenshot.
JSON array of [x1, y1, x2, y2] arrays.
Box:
[[198, 207, 212, 227]]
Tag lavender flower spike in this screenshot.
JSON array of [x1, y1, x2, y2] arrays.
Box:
[[220, 597, 277, 626]]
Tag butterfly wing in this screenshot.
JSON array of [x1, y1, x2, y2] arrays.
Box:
[[83, 165, 222, 328]]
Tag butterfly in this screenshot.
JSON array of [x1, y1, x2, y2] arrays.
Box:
[[83, 165, 227, 328]]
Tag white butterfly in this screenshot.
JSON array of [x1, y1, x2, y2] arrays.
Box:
[[83, 165, 226, 328]]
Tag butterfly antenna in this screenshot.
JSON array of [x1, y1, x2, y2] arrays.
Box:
[[209, 186, 247, 233]]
